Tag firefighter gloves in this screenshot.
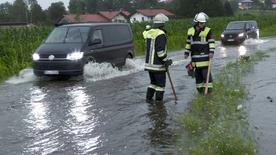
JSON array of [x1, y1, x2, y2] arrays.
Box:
[[165, 59, 173, 68]]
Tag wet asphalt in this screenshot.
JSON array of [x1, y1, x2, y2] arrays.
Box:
[[1, 38, 276, 155]]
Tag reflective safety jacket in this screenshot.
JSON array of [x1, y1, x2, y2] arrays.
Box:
[[185, 26, 215, 67], [144, 28, 168, 71]]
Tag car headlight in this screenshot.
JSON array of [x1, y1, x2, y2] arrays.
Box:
[[66, 52, 84, 61], [238, 33, 244, 37], [32, 53, 40, 61], [221, 34, 224, 38]]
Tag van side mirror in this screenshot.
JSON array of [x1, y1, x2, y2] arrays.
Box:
[[90, 39, 102, 45]]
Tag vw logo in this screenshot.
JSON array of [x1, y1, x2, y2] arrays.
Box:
[[48, 55, 55, 60], [229, 35, 232, 38]]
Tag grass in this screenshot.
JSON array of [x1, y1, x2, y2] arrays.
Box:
[[177, 51, 271, 155]]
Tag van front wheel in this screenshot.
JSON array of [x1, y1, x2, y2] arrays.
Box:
[[124, 54, 133, 65]]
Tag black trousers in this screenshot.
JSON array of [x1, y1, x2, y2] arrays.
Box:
[[146, 71, 166, 101], [194, 67, 213, 93]]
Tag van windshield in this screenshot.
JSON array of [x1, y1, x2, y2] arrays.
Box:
[[226, 22, 245, 30], [45, 26, 90, 43]]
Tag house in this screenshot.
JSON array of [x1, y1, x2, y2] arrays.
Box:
[[272, 0, 276, 8], [129, 9, 173, 23], [239, 0, 253, 10], [56, 10, 130, 25]]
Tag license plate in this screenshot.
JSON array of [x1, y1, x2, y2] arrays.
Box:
[[227, 39, 234, 41], [44, 70, 59, 75]]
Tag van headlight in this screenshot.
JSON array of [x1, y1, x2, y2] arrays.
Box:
[[221, 34, 224, 38], [32, 53, 40, 61], [238, 33, 244, 37], [66, 52, 84, 61]]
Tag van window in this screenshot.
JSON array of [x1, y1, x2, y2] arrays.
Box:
[[45, 27, 67, 43], [103, 25, 131, 46], [45, 26, 90, 43], [65, 27, 90, 43], [91, 29, 103, 42]]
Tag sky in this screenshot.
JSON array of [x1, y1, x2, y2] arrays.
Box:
[[3, 0, 70, 10]]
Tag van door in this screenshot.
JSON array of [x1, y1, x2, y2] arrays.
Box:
[[102, 25, 133, 66], [86, 29, 109, 64]]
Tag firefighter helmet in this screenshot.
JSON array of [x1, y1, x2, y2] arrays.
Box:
[[153, 13, 169, 24], [145, 25, 151, 30], [193, 12, 209, 23]]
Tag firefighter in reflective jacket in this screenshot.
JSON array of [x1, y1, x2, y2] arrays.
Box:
[[144, 13, 172, 103], [184, 12, 215, 94]]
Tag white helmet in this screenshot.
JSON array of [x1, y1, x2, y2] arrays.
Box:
[[153, 13, 169, 24], [146, 25, 151, 30], [193, 12, 209, 23]]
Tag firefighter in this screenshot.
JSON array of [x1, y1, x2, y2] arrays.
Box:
[[184, 12, 215, 94], [144, 13, 172, 103]]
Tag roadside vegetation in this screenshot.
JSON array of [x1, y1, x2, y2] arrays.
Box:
[[177, 51, 272, 154], [0, 10, 276, 82]]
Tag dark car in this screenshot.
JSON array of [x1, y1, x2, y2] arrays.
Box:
[[32, 23, 134, 76], [221, 20, 259, 45]]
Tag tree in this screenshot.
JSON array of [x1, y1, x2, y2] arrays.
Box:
[[264, 0, 272, 9], [69, 0, 86, 14], [83, 0, 98, 13], [0, 2, 12, 22], [224, 0, 233, 16], [9, 0, 28, 22], [31, 3, 46, 24], [173, 0, 226, 18], [47, 2, 66, 24]]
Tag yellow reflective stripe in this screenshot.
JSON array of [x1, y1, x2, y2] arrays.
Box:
[[149, 84, 156, 89], [148, 84, 164, 91], [193, 61, 209, 67], [145, 66, 166, 71], [155, 86, 164, 91], [209, 43, 215, 48], [185, 44, 191, 49], [162, 57, 168, 62], [205, 83, 213, 88], [157, 50, 166, 57], [150, 40, 155, 64], [196, 83, 204, 88]]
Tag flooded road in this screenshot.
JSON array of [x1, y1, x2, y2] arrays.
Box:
[[245, 49, 276, 155], [1, 38, 276, 155]]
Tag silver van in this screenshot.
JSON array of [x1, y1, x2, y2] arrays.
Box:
[[32, 23, 134, 76]]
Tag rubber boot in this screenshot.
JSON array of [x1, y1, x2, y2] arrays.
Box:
[[146, 87, 155, 103], [155, 91, 164, 104]]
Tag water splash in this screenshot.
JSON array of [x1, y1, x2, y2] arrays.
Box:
[[84, 58, 144, 82], [6, 68, 36, 84]]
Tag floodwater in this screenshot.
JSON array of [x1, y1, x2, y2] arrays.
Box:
[[0, 38, 276, 155], [245, 48, 276, 155]]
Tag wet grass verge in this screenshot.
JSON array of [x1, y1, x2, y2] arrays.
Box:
[[178, 51, 269, 155]]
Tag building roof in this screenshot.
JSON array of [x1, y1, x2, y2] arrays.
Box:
[[62, 14, 109, 23], [136, 9, 173, 17], [98, 11, 130, 19]]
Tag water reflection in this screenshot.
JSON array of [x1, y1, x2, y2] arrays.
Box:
[[24, 86, 61, 154], [25, 87, 49, 130], [147, 103, 175, 153], [65, 86, 100, 154]]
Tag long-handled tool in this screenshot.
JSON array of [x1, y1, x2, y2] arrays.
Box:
[[204, 58, 212, 95], [166, 67, 177, 103]]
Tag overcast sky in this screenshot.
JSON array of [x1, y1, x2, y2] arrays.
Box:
[[3, 0, 70, 10]]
